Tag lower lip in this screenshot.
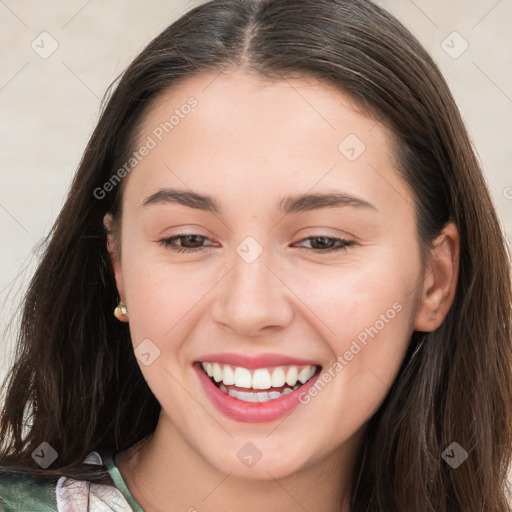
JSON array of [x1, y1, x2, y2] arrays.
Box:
[[194, 363, 321, 423]]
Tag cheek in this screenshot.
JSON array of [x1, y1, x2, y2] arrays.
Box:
[[120, 258, 209, 406], [122, 259, 205, 345], [291, 247, 418, 351], [291, 253, 419, 440]]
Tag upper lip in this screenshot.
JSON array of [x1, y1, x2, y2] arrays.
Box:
[[196, 352, 321, 369]]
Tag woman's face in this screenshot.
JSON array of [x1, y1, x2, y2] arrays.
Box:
[[111, 70, 427, 480]]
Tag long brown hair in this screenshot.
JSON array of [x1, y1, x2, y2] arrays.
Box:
[[1, 1, 511, 510]]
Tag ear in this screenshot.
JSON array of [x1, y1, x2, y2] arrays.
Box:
[[104, 213, 127, 313], [414, 221, 460, 331]]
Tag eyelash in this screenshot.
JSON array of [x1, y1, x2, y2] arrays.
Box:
[[158, 234, 355, 254]]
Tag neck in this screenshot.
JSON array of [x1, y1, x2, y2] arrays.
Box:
[[116, 413, 359, 512]]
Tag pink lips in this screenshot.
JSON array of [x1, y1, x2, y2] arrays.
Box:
[[196, 352, 320, 369], [194, 361, 321, 423]]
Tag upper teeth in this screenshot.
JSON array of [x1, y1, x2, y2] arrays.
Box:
[[201, 362, 317, 389]]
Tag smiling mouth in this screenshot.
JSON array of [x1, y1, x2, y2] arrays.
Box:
[[196, 361, 321, 403]]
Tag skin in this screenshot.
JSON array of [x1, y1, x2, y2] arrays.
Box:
[[105, 69, 459, 512]]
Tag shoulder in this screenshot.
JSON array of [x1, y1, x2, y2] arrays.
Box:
[[0, 471, 57, 512], [0, 451, 134, 512]]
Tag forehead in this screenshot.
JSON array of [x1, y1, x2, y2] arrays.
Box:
[[138, 69, 377, 148], [124, 70, 412, 217]]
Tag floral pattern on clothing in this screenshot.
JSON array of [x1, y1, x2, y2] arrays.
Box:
[[55, 452, 133, 512]]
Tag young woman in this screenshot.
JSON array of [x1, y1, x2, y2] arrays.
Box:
[[0, 0, 511, 511]]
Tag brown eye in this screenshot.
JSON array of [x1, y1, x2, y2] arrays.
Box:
[[295, 236, 355, 254], [159, 234, 213, 253], [158, 234, 355, 255]]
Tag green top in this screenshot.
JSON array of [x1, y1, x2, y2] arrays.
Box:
[[0, 451, 144, 511]]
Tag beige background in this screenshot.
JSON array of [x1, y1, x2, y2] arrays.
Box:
[[0, 0, 511, 485]]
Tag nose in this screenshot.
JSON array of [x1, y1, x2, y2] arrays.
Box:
[[210, 247, 294, 337]]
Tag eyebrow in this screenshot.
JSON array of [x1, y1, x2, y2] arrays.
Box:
[[141, 188, 377, 215]]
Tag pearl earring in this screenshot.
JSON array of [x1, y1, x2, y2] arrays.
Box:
[[114, 300, 128, 321]]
